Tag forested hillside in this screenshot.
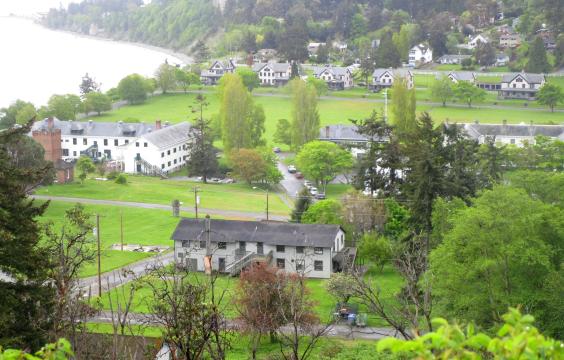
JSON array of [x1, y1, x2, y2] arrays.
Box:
[[43, 0, 562, 64]]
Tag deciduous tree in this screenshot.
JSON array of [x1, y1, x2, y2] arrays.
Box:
[[430, 76, 453, 106], [83, 91, 112, 115], [289, 79, 320, 149], [117, 74, 152, 104], [453, 81, 485, 107], [236, 67, 260, 92], [218, 74, 253, 151], [390, 78, 416, 140], [46, 94, 83, 120], [76, 156, 95, 184], [306, 77, 328, 97], [537, 83, 563, 112], [301, 199, 343, 225], [274, 119, 292, 146], [155, 62, 177, 94], [79, 73, 99, 97]]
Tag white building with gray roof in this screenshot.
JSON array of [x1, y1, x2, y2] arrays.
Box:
[[498, 72, 546, 100], [172, 218, 352, 278], [443, 71, 476, 84], [370, 68, 413, 91], [454, 121, 564, 147], [312, 65, 353, 90], [252, 62, 294, 86]]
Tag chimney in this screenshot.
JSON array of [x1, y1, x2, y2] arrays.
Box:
[[47, 117, 54, 129], [325, 125, 330, 138], [155, 120, 162, 130]]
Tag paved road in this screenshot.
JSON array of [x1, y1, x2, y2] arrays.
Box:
[[90, 310, 400, 341], [32, 195, 289, 221], [276, 152, 303, 199]]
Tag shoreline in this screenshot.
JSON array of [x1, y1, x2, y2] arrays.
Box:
[[5, 15, 193, 65]]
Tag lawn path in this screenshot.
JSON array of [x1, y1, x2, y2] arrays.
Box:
[[32, 195, 288, 221]]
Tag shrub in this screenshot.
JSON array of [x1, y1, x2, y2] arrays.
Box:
[[115, 174, 127, 184], [106, 171, 119, 180]]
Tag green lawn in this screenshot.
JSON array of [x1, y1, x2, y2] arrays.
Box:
[[96, 265, 403, 328], [325, 184, 353, 200], [36, 175, 290, 215], [40, 200, 186, 277]]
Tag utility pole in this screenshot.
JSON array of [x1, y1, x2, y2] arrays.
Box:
[[266, 189, 269, 221], [96, 214, 101, 297], [120, 210, 124, 251], [194, 187, 200, 219], [384, 88, 388, 122], [204, 214, 212, 275]]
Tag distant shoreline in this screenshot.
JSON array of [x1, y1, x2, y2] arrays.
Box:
[[5, 15, 193, 65]]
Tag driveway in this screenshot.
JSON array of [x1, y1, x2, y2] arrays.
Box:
[[276, 152, 304, 199]]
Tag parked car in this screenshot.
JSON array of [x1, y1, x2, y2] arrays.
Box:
[[309, 187, 318, 196], [315, 192, 326, 200], [304, 180, 313, 188], [288, 165, 297, 173], [295, 172, 304, 179], [273, 147, 281, 153]]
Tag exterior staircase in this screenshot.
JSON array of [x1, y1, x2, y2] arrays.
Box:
[[226, 250, 273, 276], [135, 155, 168, 179]]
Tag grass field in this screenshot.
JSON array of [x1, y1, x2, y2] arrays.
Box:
[[40, 200, 187, 277], [36, 175, 290, 215], [96, 265, 402, 328]]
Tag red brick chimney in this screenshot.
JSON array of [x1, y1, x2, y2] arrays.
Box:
[[32, 119, 61, 163], [155, 119, 162, 130]]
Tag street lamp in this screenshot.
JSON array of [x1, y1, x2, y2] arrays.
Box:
[[252, 186, 269, 221]]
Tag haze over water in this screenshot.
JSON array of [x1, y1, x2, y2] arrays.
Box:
[[0, 15, 184, 108]]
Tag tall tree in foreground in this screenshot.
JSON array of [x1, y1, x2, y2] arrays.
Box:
[[187, 95, 218, 183], [0, 122, 55, 350], [218, 74, 253, 151], [0, 100, 37, 129], [537, 83, 563, 112], [289, 79, 320, 149], [291, 188, 312, 223], [390, 78, 416, 141]]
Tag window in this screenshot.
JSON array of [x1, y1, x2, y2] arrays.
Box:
[[168, 161, 171, 166], [178, 252, 184, 258], [161, 152, 165, 158], [135, 142, 139, 147], [174, 159, 177, 164], [277, 245, 285, 253], [276, 258, 285, 269], [114, 139, 118, 146], [62, 149, 69, 156], [144, 142, 148, 147], [167, 150, 171, 155], [296, 260, 305, 271], [173, 148, 177, 153], [125, 140, 129, 144], [296, 246, 304, 254], [181, 240, 189, 248], [72, 138, 77, 145], [199, 240, 207, 249], [73, 151, 77, 156], [83, 138, 87, 145], [314, 247, 323, 255], [161, 164, 165, 169], [218, 242, 227, 250], [314, 260, 323, 271], [103, 139, 108, 146]]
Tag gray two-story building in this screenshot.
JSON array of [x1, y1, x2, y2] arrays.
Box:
[[171, 218, 352, 278]]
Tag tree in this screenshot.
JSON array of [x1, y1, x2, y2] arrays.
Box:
[[117, 74, 152, 104], [429, 31, 448, 59], [0, 338, 74, 359], [477, 136, 505, 188], [291, 188, 312, 223], [390, 78, 416, 139], [274, 119, 292, 146], [295, 141, 354, 192], [187, 95, 218, 183], [453, 81, 485, 107], [0, 122, 55, 350], [229, 148, 267, 184], [290, 62, 300, 79], [306, 77, 328, 97], [556, 35, 564, 68], [175, 68, 200, 93], [1, 100, 37, 129], [326, 272, 356, 304], [289, 79, 320, 149], [377, 308, 564, 359], [236, 67, 260, 92], [474, 41, 496, 67], [79, 73, 99, 97], [430, 186, 563, 335], [46, 94, 83, 120], [526, 36, 551, 73], [218, 74, 253, 151], [301, 199, 343, 225], [75, 156, 95, 184], [358, 233, 392, 272], [537, 83, 563, 112], [193, 40, 210, 63], [376, 32, 401, 68], [359, 54, 376, 89], [430, 76, 453, 106], [236, 263, 285, 359], [155, 62, 177, 94], [315, 44, 329, 63], [249, 105, 266, 147], [83, 91, 111, 115], [278, 22, 309, 62]]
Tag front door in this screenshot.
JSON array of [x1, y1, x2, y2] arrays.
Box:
[[218, 258, 226, 272], [239, 241, 246, 252], [136, 164, 142, 173], [257, 242, 263, 255]]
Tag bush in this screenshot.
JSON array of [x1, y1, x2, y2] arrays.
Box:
[[114, 174, 127, 184], [106, 171, 119, 180]]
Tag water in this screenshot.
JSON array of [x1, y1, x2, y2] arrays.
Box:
[[0, 16, 186, 108]]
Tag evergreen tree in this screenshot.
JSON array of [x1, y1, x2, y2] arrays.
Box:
[[0, 122, 55, 350], [79, 73, 99, 97], [477, 136, 505, 188], [290, 62, 300, 79], [316, 44, 329, 64], [187, 95, 218, 183], [376, 32, 401, 68], [555, 36, 564, 68], [193, 40, 210, 64], [474, 41, 496, 67], [526, 37, 551, 73]]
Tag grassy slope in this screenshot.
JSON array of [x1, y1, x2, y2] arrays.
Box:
[[36, 175, 290, 215]]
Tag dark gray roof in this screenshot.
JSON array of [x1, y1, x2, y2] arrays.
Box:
[[372, 68, 412, 79], [142, 122, 191, 149], [252, 62, 292, 73], [313, 66, 350, 77], [448, 71, 476, 81], [171, 218, 343, 248], [438, 54, 471, 60], [460, 123, 564, 139], [319, 124, 369, 142], [32, 118, 154, 137], [501, 72, 545, 84]]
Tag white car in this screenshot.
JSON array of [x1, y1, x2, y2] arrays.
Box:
[[288, 165, 297, 173], [304, 180, 313, 188], [309, 187, 318, 196]]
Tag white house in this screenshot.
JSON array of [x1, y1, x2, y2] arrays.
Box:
[[499, 33, 521, 48], [172, 218, 352, 278], [318, 124, 389, 159], [370, 68, 414, 91], [456, 121, 564, 147], [252, 62, 294, 86], [498, 72, 545, 100], [444, 71, 476, 84], [458, 34, 489, 50], [437, 54, 471, 65], [312, 66, 353, 90], [408, 44, 433, 67], [200, 59, 237, 85]]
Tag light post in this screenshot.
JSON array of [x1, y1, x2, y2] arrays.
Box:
[[252, 186, 269, 221]]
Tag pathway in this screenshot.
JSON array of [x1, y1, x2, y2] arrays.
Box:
[[32, 195, 289, 221]]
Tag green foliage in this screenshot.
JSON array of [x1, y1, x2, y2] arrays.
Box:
[[75, 156, 95, 184], [83, 91, 111, 115], [430, 76, 453, 107], [274, 119, 292, 146], [326, 273, 356, 303], [218, 74, 256, 151], [291, 188, 312, 223], [175, 68, 200, 93], [453, 81, 486, 108], [537, 83, 564, 112], [236, 67, 260, 92], [228, 148, 281, 185], [0, 100, 37, 129], [506, 170, 564, 208], [289, 79, 320, 149], [526, 36, 551, 73], [0, 338, 74, 359], [249, 105, 266, 148], [46, 94, 83, 120], [307, 77, 329, 97], [376, 32, 401, 68], [117, 74, 152, 104], [114, 174, 127, 184], [155, 63, 177, 94], [295, 141, 354, 192], [377, 308, 563, 359], [301, 199, 343, 225], [390, 78, 416, 140], [187, 95, 219, 183], [358, 233, 392, 271], [474, 41, 496, 67]]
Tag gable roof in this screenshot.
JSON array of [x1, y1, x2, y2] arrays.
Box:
[[448, 71, 476, 81], [253, 62, 292, 73], [501, 72, 545, 84], [460, 123, 564, 139], [319, 124, 369, 142], [313, 66, 350, 77], [209, 59, 235, 70], [32, 118, 154, 138], [372, 68, 412, 79], [142, 122, 191, 149], [171, 218, 343, 248]]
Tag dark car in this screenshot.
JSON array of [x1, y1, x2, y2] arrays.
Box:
[[273, 147, 281, 153], [294, 172, 304, 179]]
